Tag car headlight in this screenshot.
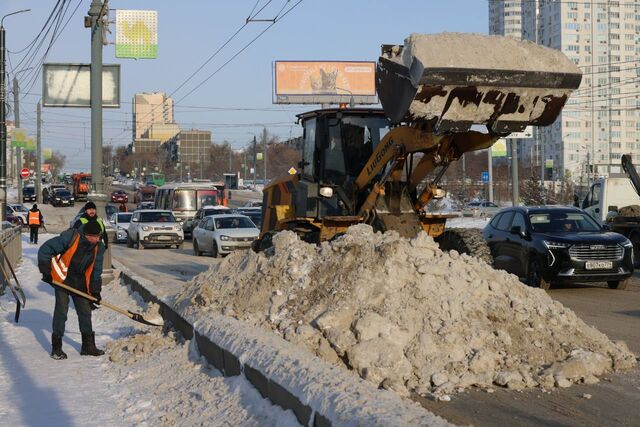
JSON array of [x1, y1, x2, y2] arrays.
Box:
[[319, 186, 333, 198], [55, 197, 60, 200], [220, 235, 230, 241], [622, 241, 633, 248], [543, 240, 572, 250], [70, 197, 74, 201], [141, 225, 151, 231], [174, 224, 181, 231]]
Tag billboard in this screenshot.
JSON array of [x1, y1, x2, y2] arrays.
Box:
[[491, 139, 507, 158], [274, 61, 377, 105], [10, 128, 28, 148], [116, 10, 158, 59], [42, 63, 121, 108]]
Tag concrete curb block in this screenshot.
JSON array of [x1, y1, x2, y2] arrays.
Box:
[[114, 260, 451, 427]]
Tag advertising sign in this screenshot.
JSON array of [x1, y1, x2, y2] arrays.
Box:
[[11, 128, 28, 148], [274, 61, 377, 104], [43, 63, 121, 108], [116, 10, 158, 59], [491, 139, 507, 158], [545, 159, 554, 168], [43, 148, 53, 160]]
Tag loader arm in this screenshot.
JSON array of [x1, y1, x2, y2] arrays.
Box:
[[621, 154, 640, 199]]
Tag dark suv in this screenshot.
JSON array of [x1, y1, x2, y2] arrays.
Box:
[[483, 206, 634, 290]]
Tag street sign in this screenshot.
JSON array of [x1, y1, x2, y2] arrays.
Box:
[[20, 168, 30, 180], [288, 167, 297, 175], [481, 171, 489, 183]]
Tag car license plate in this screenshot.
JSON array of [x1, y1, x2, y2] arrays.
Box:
[[585, 261, 613, 270]]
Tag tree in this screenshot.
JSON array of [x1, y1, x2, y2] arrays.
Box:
[[521, 174, 546, 206]]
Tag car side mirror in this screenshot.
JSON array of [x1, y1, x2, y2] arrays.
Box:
[[602, 223, 611, 231], [132, 218, 139, 222], [510, 225, 521, 235]]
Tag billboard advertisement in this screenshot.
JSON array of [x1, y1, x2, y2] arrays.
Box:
[[274, 61, 377, 105], [42, 63, 121, 108], [116, 10, 158, 59], [491, 139, 507, 158]]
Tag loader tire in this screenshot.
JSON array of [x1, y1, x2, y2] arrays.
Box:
[[436, 228, 493, 265]]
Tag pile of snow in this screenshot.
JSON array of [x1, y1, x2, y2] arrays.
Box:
[[174, 225, 636, 397]]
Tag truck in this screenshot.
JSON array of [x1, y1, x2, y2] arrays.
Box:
[[582, 154, 640, 267], [254, 32, 582, 260], [72, 173, 92, 201]]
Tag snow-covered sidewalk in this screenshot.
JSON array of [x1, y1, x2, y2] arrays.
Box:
[[0, 234, 300, 426]]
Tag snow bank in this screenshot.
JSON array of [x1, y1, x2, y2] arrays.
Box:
[[175, 225, 636, 397]]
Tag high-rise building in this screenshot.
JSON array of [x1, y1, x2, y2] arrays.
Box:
[[522, 1, 640, 182], [132, 92, 174, 140], [489, 0, 524, 37]]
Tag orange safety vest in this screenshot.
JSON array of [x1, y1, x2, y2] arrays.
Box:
[[50, 232, 98, 294], [28, 211, 41, 226]]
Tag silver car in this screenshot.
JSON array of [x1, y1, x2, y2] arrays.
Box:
[[192, 214, 259, 257], [462, 201, 500, 218], [127, 209, 184, 250], [109, 212, 133, 243]]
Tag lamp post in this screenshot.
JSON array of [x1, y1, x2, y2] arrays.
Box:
[[1, 8, 30, 221]]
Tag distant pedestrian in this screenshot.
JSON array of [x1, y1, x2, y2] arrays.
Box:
[[38, 221, 106, 360], [74, 201, 108, 248], [118, 202, 128, 213], [28, 203, 44, 244]]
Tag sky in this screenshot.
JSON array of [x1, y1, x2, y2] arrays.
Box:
[[2, 0, 488, 172]]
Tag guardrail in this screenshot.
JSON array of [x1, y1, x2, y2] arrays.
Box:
[[1, 227, 23, 289]]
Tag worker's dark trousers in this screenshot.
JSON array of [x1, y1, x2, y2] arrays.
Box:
[[52, 287, 93, 337], [29, 226, 39, 244]]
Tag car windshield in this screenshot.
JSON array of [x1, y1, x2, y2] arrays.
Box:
[[12, 205, 28, 212], [24, 187, 35, 195], [140, 212, 176, 223], [214, 217, 255, 229], [528, 212, 601, 233], [117, 213, 132, 223], [56, 190, 71, 196]]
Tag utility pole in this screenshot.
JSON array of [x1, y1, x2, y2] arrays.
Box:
[[253, 135, 257, 188], [36, 101, 42, 203], [88, 0, 106, 216], [262, 127, 267, 184], [488, 148, 493, 203], [511, 139, 519, 206], [12, 77, 22, 204]]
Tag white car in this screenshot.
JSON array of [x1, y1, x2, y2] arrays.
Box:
[[127, 209, 184, 250], [6, 204, 29, 226], [192, 214, 259, 257], [110, 212, 133, 243]]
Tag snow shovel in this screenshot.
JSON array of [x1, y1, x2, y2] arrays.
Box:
[[0, 262, 22, 323], [51, 280, 162, 327], [0, 244, 26, 306]]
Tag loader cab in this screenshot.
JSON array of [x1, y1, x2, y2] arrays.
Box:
[[297, 108, 391, 217]]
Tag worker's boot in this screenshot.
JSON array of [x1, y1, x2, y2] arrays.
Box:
[[51, 333, 68, 360], [80, 332, 105, 356]]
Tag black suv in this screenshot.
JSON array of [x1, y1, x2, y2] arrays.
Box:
[[51, 188, 75, 207], [23, 185, 36, 202], [483, 206, 634, 290]]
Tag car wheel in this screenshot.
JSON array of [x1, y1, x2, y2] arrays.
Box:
[[211, 242, 219, 258], [630, 233, 640, 268], [607, 279, 629, 290], [435, 228, 493, 265], [193, 240, 203, 256], [137, 237, 144, 250], [527, 256, 551, 290], [127, 233, 134, 248]]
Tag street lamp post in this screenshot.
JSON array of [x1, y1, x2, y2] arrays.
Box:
[[1, 8, 30, 221]]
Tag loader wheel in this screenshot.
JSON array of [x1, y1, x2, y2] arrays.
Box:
[[436, 228, 493, 265]]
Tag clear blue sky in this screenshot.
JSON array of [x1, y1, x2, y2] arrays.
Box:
[[2, 0, 488, 172]]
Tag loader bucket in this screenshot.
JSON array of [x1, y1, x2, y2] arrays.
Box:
[[377, 33, 582, 133]]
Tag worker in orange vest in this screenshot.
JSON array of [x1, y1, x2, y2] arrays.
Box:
[[38, 221, 106, 360], [28, 204, 44, 244]]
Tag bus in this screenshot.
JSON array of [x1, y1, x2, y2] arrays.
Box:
[[154, 182, 227, 224], [146, 172, 165, 186]]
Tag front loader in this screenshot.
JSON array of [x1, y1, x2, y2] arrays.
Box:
[[256, 33, 582, 260]]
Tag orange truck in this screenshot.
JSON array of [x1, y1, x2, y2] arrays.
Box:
[[72, 173, 92, 201]]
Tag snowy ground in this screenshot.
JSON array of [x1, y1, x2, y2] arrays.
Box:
[[446, 216, 490, 229], [0, 234, 300, 426]]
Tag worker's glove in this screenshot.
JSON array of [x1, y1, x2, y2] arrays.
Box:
[[90, 292, 101, 310]]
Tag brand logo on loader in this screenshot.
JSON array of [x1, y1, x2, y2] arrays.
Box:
[[366, 139, 395, 177]]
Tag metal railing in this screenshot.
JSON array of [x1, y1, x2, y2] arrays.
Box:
[[0, 226, 22, 293]]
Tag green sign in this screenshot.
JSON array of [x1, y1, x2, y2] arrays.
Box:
[[23, 138, 36, 152], [545, 159, 554, 168], [491, 139, 507, 157], [11, 128, 28, 148]]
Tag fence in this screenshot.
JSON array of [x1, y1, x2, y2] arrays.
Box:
[[0, 227, 23, 292]]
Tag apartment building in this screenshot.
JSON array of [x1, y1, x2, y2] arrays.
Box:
[[132, 92, 175, 140]]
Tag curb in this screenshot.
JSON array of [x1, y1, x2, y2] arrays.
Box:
[[115, 260, 451, 426]]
